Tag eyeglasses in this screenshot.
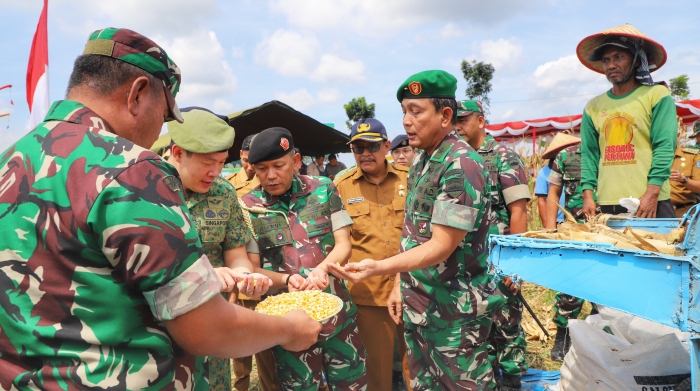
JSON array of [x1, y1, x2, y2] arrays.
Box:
[[350, 143, 382, 154]]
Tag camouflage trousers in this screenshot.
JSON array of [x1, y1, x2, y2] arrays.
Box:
[[487, 287, 527, 377], [272, 321, 367, 391], [404, 315, 496, 391], [553, 293, 599, 328]]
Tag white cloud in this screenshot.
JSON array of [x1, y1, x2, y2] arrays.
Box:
[[255, 29, 320, 78], [52, 0, 218, 36], [501, 109, 515, 120], [531, 55, 607, 97], [317, 88, 343, 104], [255, 29, 365, 84], [231, 47, 245, 58], [274, 88, 316, 111], [440, 23, 465, 39], [310, 55, 365, 84], [479, 38, 523, 71], [677, 50, 700, 66], [270, 0, 535, 36], [158, 30, 237, 104], [213, 99, 235, 114]]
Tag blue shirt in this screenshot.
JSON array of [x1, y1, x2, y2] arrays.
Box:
[[535, 165, 565, 222]]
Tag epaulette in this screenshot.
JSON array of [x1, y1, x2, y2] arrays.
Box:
[[682, 147, 699, 155], [333, 166, 358, 185], [391, 163, 410, 172]]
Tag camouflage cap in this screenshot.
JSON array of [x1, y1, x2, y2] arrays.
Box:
[[83, 28, 183, 123], [691, 120, 700, 138], [168, 107, 234, 154], [457, 100, 484, 117], [396, 70, 457, 102]]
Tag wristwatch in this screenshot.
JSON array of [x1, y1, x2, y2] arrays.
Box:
[[683, 176, 689, 184]]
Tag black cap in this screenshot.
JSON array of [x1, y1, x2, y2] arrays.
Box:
[[390, 134, 410, 151], [241, 134, 256, 151], [248, 127, 295, 164]]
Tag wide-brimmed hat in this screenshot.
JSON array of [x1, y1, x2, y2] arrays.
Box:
[[576, 24, 666, 75], [542, 133, 581, 159]]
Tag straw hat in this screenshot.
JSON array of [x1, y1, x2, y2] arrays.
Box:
[[576, 24, 667, 74], [542, 133, 581, 159]]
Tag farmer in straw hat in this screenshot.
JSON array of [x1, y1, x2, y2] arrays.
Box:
[[578, 24, 678, 219], [543, 132, 600, 362]]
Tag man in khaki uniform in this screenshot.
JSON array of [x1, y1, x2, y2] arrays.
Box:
[[334, 118, 412, 391], [669, 122, 700, 217], [227, 134, 260, 198]]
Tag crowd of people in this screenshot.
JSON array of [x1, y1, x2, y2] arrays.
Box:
[[0, 22, 698, 391]]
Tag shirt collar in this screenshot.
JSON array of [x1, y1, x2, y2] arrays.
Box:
[[260, 174, 308, 206], [478, 134, 497, 153], [352, 159, 400, 184], [44, 100, 115, 134]]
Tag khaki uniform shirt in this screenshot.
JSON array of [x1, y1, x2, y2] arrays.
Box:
[[226, 169, 260, 198], [670, 146, 700, 206], [334, 162, 409, 306]]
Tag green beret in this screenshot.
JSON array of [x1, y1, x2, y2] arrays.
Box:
[[691, 120, 700, 138], [248, 127, 295, 164], [457, 100, 484, 117], [168, 108, 234, 153], [396, 70, 457, 102]]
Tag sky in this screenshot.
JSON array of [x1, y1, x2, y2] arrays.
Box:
[[1, 0, 699, 165]]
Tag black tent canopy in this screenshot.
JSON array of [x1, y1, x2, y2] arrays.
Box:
[[226, 100, 350, 162]]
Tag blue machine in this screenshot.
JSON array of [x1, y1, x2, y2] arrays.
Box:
[[489, 205, 700, 390]]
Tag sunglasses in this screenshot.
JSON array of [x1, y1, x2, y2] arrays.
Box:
[[350, 143, 382, 154]]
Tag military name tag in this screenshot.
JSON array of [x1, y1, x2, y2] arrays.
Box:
[[347, 197, 364, 204], [253, 215, 289, 232], [308, 220, 331, 232], [299, 202, 331, 222], [563, 154, 582, 180]]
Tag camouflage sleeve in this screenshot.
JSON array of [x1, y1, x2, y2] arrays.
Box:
[[328, 181, 353, 230], [431, 157, 485, 232], [222, 192, 253, 251], [548, 150, 566, 187], [499, 148, 531, 204], [87, 160, 221, 321]]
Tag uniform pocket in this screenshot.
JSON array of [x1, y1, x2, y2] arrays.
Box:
[[392, 198, 406, 228], [347, 202, 371, 235]]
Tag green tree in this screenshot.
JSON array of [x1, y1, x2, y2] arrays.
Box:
[[344, 97, 375, 129], [460, 60, 495, 114], [669, 74, 690, 101]]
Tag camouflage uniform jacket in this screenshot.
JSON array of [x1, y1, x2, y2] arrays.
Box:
[[548, 144, 595, 222], [477, 134, 530, 235], [241, 175, 357, 337], [187, 176, 252, 268], [402, 130, 503, 329], [0, 100, 221, 390]]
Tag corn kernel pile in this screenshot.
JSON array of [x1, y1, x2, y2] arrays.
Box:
[[255, 291, 342, 321]]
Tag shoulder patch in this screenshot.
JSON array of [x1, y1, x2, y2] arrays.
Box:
[[163, 175, 183, 192], [443, 168, 465, 179], [330, 194, 344, 212], [444, 177, 465, 198]]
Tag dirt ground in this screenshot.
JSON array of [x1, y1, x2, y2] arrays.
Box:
[[234, 282, 592, 389]]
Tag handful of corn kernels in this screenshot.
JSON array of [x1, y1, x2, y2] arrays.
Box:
[[255, 290, 342, 321]]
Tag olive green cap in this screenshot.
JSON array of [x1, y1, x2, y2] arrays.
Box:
[[457, 100, 484, 117], [168, 107, 235, 153], [396, 70, 457, 102]]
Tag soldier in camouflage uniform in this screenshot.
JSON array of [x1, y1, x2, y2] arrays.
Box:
[[330, 70, 507, 391], [166, 107, 274, 391], [0, 28, 320, 390], [241, 127, 368, 391], [455, 100, 530, 390], [543, 133, 599, 361]]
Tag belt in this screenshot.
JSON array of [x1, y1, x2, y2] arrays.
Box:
[[674, 202, 696, 209]]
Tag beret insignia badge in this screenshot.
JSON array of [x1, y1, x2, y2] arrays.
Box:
[[280, 137, 290, 151], [408, 81, 422, 95], [357, 123, 371, 133]]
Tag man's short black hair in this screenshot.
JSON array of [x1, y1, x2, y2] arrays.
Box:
[[429, 97, 459, 125], [328, 154, 337, 160], [66, 54, 160, 97]]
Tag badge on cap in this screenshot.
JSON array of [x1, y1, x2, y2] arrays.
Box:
[[280, 137, 290, 151], [408, 81, 422, 95], [357, 123, 371, 132]]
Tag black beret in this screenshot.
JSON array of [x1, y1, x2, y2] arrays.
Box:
[[241, 134, 256, 151], [390, 134, 410, 151], [248, 127, 295, 164]]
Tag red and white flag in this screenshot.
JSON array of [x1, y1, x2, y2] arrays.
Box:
[[27, 0, 49, 129]]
